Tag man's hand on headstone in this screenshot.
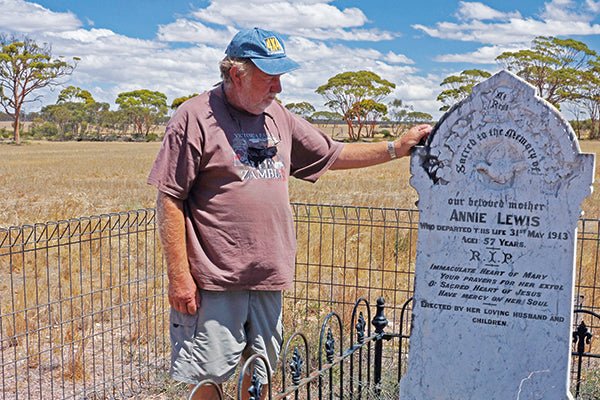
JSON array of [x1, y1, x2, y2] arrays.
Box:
[[396, 124, 432, 157]]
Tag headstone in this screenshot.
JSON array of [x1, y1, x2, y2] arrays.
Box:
[[400, 70, 595, 400]]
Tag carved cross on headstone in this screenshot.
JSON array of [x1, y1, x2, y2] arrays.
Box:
[[400, 70, 595, 400]]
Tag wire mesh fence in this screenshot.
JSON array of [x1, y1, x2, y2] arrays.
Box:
[[0, 210, 169, 400], [1, 204, 599, 399]]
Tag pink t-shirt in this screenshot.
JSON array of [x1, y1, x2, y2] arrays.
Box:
[[148, 87, 344, 290]]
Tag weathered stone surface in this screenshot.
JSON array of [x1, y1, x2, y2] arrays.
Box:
[[400, 70, 595, 400]]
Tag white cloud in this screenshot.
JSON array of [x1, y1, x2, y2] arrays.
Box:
[[1, 28, 222, 110], [541, 0, 594, 22], [455, 1, 522, 21], [392, 74, 446, 115], [588, 0, 600, 12], [48, 28, 117, 43], [269, 36, 428, 114], [83, 43, 227, 102], [415, 17, 600, 46], [0, 0, 81, 33], [416, 0, 600, 45], [193, 1, 367, 29], [413, 20, 533, 45], [414, 0, 600, 67], [435, 45, 525, 64], [190, 0, 396, 41], [62, 43, 225, 109], [0, 1, 228, 109], [157, 19, 235, 46], [293, 27, 396, 41], [385, 51, 415, 65], [0, 0, 409, 106]]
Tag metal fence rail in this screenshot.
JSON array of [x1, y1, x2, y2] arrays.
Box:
[[0, 210, 169, 400], [1, 204, 600, 399], [286, 204, 418, 333], [572, 309, 600, 399], [189, 296, 403, 400]]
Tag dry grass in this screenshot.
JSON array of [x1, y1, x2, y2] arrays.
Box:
[[0, 212, 169, 399], [580, 140, 600, 220], [0, 141, 160, 227], [0, 141, 168, 398], [2, 139, 596, 227]]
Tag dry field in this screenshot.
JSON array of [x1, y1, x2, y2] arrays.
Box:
[[0, 139, 599, 399], [0, 139, 598, 227], [0, 141, 159, 227]]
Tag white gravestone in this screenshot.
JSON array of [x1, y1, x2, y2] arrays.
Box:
[[400, 70, 595, 400]]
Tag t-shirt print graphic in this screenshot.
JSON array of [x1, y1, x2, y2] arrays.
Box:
[[231, 132, 286, 181]]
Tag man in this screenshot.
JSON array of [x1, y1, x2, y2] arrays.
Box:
[[148, 27, 431, 400]]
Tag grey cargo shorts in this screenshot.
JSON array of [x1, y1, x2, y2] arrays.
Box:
[[169, 290, 283, 385]]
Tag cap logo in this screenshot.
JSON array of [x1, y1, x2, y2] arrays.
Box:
[[264, 36, 284, 54]]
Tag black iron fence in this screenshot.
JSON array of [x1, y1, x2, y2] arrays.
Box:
[[572, 309, 600, 399], [187, 296, 600, 400], [190, 297, 404, 400], [1, 204, 599, 399]]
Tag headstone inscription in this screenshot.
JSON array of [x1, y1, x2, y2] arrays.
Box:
[[400, 70, 595, 400]]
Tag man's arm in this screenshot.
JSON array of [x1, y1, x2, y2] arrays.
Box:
[[156, 191, 200, 315], [330, 124, 432, 170]]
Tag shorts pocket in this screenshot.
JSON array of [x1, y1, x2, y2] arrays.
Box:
[[170, 308, 198, 329], [170, 308, 200, 366]]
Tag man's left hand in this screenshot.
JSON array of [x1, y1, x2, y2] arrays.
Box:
[[395, 124, 432, 158]]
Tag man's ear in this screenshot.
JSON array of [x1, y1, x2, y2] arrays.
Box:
[[230, 65, 243, 87]]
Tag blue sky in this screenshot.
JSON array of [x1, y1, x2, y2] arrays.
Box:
[[1, 0, 600, 119]]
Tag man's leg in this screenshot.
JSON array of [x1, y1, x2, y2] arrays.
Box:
[[170, 290, 249, 397], [185, 370, 266, 400], [242, 291, 283, 400], [188, 383, 223, 400]]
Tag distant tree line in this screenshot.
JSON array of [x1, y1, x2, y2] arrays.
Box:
[[21, 86, 170, 142], [1, 33, 599, 144]]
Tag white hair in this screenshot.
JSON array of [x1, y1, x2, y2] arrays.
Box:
[[219, 57, 254, 84]]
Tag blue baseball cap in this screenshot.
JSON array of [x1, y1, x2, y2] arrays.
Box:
[[225, 27, 300, 75]]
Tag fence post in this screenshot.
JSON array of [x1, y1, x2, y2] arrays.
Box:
[[371, 297, 388, 396], [573, 319, 593, 398]]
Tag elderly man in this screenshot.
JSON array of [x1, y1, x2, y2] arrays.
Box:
[[148, 27, 431, 399]]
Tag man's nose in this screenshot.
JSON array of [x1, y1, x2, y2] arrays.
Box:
[[271, 76, 282, 93]]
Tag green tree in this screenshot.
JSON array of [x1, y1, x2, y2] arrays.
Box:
[[171, 93, 198, 110], [388, 98, 413, 135], [0, 35, 78, 144], [115, 89, 168, 135], [98, 108, 129, 135], [57, 86, 97, 135], [405, 111, 433, 124], [311, 110, 342, 122], [39, 86, 108, 138], [57, 85, 94, 105], [348, 99, 387, 138], [40, 103, 76, 136], [566, 61, 600, 139], [29, 118, 59, 138], [437, 69, 491, 111], [86, 101, 110, 135], [316, 70, 395, 141], [285, 101, 315, 120], [496, 36, 597, 107], [310, 110, 343, 137]]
